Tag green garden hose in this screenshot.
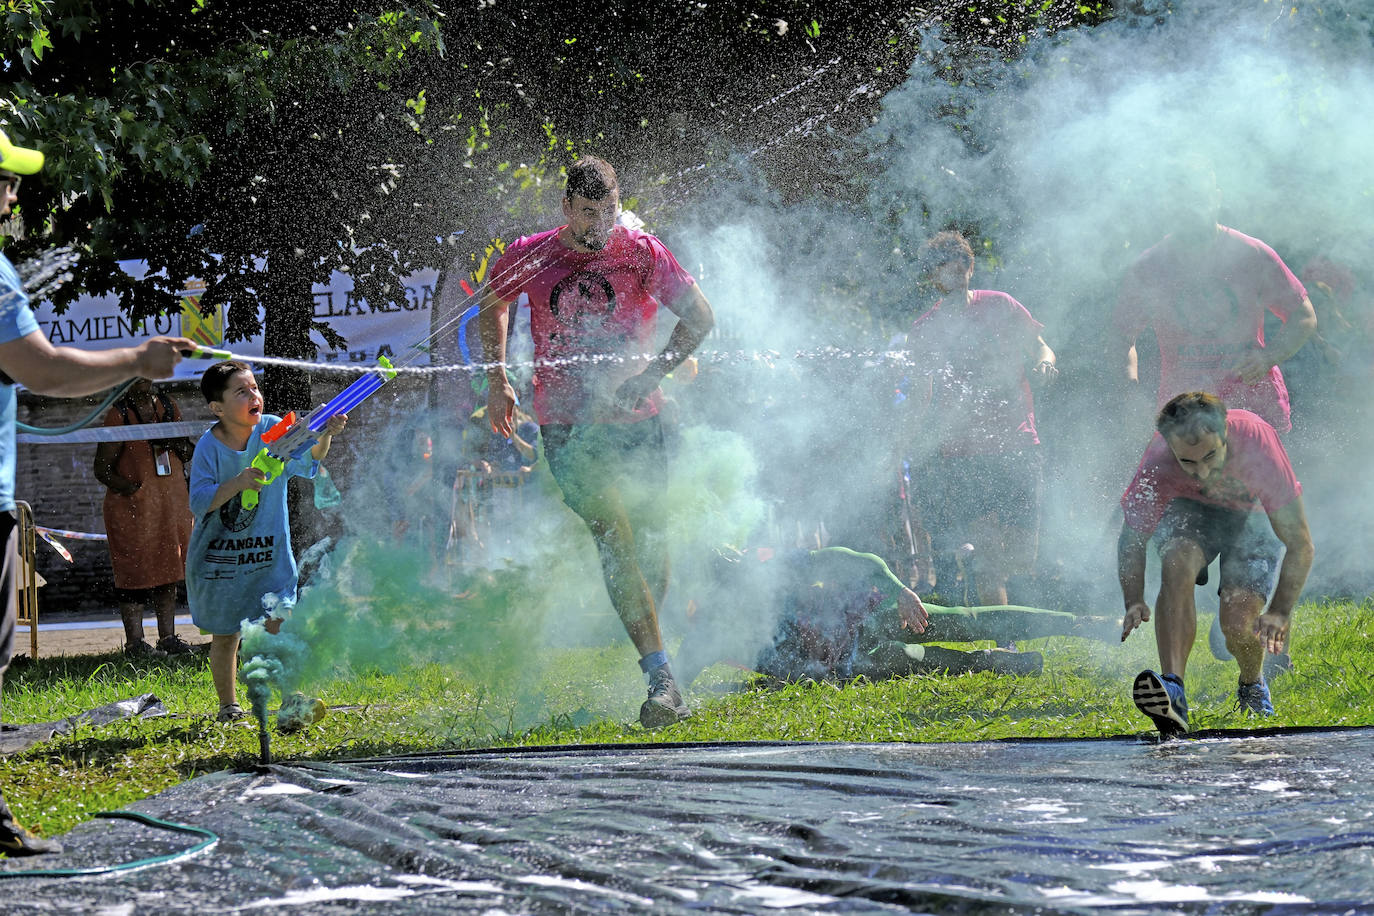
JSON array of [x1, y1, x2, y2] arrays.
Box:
[[0, 810, 218, 878]]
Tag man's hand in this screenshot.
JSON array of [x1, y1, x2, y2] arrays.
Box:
[[614, 371, 660, 413], [897, 587, 929, 635], [1254, 609, 1291, 655], [135, 337, 196, 379], [1229, 349, 1274, 386], [1030, 359, 1059, 385], [487, 378, 517, 437], [1121, 601, 1152, 641]]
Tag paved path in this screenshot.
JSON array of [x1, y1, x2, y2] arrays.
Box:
[[15, 611, 209, 659]]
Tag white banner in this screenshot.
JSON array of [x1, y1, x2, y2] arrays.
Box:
[[30, 260, 440, 380]]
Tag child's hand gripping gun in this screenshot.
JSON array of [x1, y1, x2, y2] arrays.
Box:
[[239, 356, 396, 508]]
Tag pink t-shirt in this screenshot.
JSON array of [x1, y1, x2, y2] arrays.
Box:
[[906, 290, 1043, 457], [487, 225, 697, 425], [1115, 226, 1307, 433], [1121, 409, 1301, 535]]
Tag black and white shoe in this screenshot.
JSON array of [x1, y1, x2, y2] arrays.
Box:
[[1132, 669, 1189, 738]]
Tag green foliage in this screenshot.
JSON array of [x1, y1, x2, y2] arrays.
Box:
[[2, 595, 1371, 839]]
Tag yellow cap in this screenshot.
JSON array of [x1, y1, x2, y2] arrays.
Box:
[[0, 128, 43, 175]]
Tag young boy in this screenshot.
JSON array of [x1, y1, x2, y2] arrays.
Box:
[[186, 361, 346, 721]]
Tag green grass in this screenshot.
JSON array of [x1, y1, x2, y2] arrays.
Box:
[[3, 597, 1372, 839]]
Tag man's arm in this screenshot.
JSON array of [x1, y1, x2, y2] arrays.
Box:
[[0, 332, 192, 397], [614, 283, 715, 411], [1258, 496, 1315, 653], [1232, 297, 1318, 385], [475, 286, 518, 437], [1118, 522, 1152, 641]]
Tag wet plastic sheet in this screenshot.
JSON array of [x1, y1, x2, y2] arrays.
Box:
[[0, 694, 166, 756], [7, 730, 1374, 913]]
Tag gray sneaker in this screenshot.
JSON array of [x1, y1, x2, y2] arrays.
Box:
[[217, 702, 247, 723], [640, 665, 690, 729]]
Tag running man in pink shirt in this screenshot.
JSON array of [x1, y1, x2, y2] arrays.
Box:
[[1119, 392, 1314, 738], [902, 230, 1058, 609], [1115, 158, 1316, 434], [477, 157, 715, 729], [1115, 158, 1316, 677]]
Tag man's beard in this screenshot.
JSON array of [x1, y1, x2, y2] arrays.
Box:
[[577, 230, 608, 251]]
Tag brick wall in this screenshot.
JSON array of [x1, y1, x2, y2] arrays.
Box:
[[17, 372, 445, 611]]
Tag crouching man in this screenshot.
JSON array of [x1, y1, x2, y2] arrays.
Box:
[[1119, 391, 1313, 737]]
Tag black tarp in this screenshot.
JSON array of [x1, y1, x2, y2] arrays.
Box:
[[6, 729, 1374, 913], [0, 695, 166, 756]]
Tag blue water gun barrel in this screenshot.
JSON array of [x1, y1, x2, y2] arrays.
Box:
[[306, 356, 396, 433]]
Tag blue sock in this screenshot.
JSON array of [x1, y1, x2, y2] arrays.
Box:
[[639, 650, 669, 674]]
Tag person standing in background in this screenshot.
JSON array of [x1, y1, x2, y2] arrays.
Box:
[[901, 230, 1058, 608], [94, 378, 195, 658]]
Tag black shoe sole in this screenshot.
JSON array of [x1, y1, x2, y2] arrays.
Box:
[[1133, 670, 1188, 738]]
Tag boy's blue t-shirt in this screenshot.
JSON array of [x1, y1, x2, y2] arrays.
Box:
[[0, 253, 42, 512], [186, 415, 318, 634]]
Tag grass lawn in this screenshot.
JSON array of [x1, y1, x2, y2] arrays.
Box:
[[2, 596, 1371, 839]]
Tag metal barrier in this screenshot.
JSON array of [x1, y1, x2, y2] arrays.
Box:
[[14, 500, 39, 659]]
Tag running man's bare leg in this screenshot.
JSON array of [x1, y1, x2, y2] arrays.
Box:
[[1218, 586, 1267, 684], [1155, 539, 1206, 677]]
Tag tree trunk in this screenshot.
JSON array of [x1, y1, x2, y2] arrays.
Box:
[[260, 255, 320, 560]]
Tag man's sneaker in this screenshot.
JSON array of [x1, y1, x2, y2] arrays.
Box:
[[0, 800, 61, 857], [156, 634, 195, 656], [1237, 679, 1275, 717], [217, 702, 247, 723], [1132, 669, 1189, 738], [974, 648, 1043, 677], [124, 640, 166, 660], [276, 692, 327, 733], [640, 665, 690, 729]]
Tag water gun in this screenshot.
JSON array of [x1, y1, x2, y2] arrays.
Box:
[[181, 347, 396, 507], [239, 355, 396, 507]]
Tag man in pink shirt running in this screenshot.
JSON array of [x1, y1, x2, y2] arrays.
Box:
[[1115, 158, 1316, 677], [1118, 392, 1314, 738], [903, 230, 1058, 610], [478, 157, 715, 729], [1115, 159, 1316, 434]]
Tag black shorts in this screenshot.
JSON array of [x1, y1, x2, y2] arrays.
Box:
[[912, 450, 1043, 550], [541, 418, 667, 526], [1153, 499, 1282, 597]]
